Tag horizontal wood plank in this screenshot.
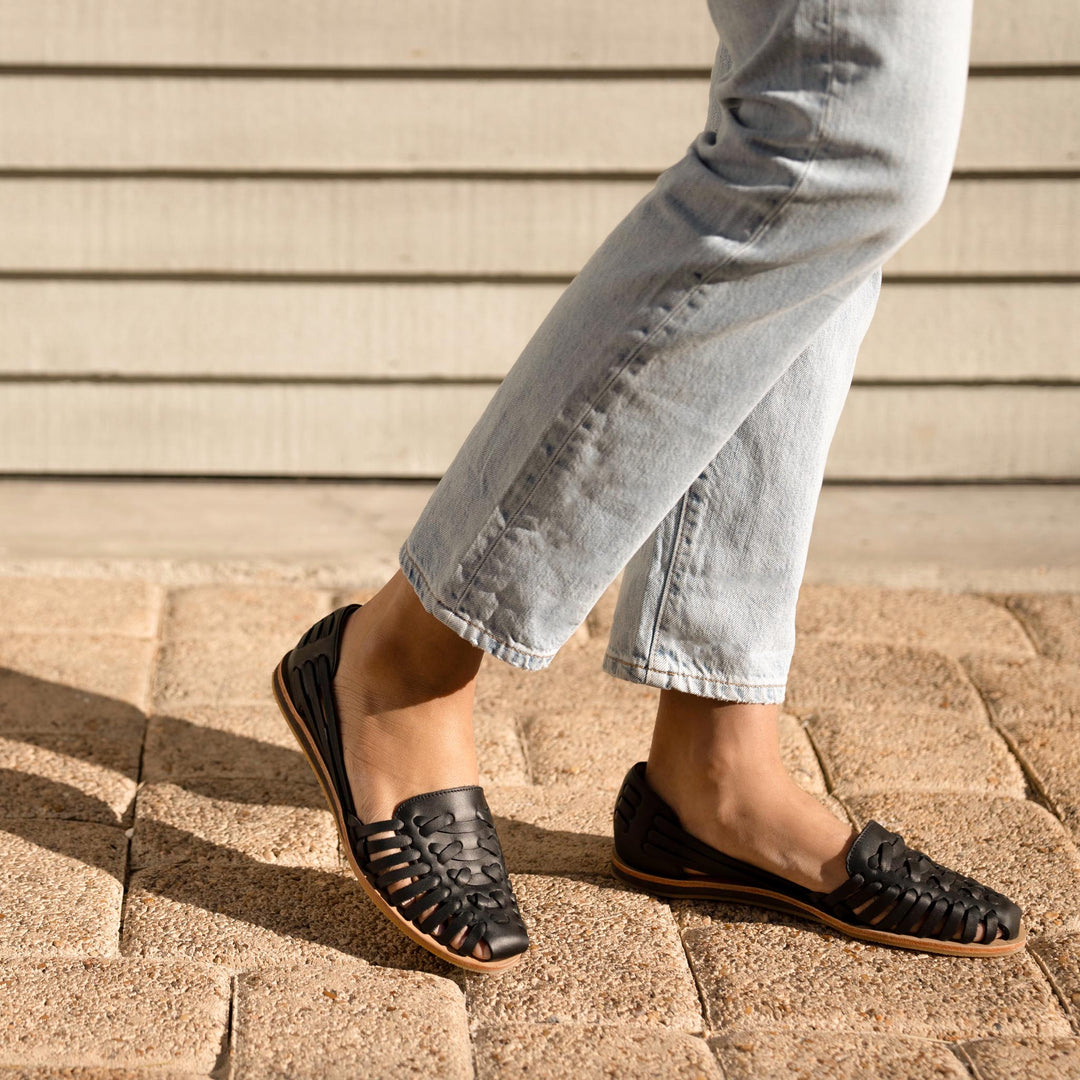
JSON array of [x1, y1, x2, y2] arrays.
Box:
[[0, 281, 1075, 382], [0, 178, 1074, 276], [828, 386, 1080, 480], [0, 383, 1074, 480], [1, 75, 1073, 173], [0, 0, 1075, 68]]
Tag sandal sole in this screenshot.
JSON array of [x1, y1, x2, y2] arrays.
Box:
[[271, 653, 525, 974], [610, 851, 1028, 957]]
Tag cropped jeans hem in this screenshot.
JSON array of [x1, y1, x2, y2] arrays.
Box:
[[399, 541, 558, 672], [601, 650, 787, 705]]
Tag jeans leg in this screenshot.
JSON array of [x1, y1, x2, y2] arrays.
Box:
[[398, 0, 972, 671], [603, 268, 882, 703]]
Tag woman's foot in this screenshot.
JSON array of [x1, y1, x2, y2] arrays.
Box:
[[646, 689, 1004, 943], [331, 569, 492, 959]]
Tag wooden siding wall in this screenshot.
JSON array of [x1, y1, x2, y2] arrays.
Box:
[[0, 0, 1077, 480]]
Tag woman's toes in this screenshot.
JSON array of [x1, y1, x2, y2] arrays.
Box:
[[849, 898, 1004, 944], [968, 921, 1004, 944], [384, 875, 491, 960]]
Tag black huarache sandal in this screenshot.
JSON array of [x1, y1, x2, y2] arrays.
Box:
[[610, 761, 1026, 957], [271, 603, 530, 973]]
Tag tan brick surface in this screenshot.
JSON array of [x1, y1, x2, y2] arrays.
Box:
[[130, 779, 338, 871], [0, 1069, 206, 1079], [0, 820, 125, 958], [805, 709, 1025, 797], [0, 634, 156, 710], [141, 704, 313, 784], [964, 657, 1080, 837], [843, 792, 1080, 938], [487, 784, 615, 877], [0, 671, 146, 734], [683, 912, 1069, 1039], [465, 874, 702, 1031], [473, 653, 532, 785], [1003, 724, 1080, 843], [965, 656, 1080, 729], [785, 641, 984, 722], [161, 584, 329, 642], [516, 638, 823, 791], [474, 1023, 722, 1079], [232, 963, 471, 1079], [522, 695, 834, 797], [6, 573, 1079, 1076], [779, 715, 830, 795], [483, 637, 656, 790], [121, 855, 458, 977], [1004, 593, 1080, 662], [0, 958, 229, 1071], [150, 637, 280, 710], [0, 577, 161, 637], [711, 1032, 970, 1079], [796, 585, 1034, 657], [961, 1037, 1080, 1080], [1029, 934, 1080, 1021], [0, 726, 140, 825]]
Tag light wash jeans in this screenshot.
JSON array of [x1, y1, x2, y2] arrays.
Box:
[[398, 0, 973, 703]]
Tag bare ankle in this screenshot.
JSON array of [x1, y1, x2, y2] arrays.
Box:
[[341, 571, 484, 698], [649, 691, 784, 779]]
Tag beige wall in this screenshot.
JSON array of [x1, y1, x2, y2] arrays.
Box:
[[0, 0, 1076, 479]]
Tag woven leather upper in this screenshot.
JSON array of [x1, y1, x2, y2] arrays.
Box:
[[821, 819, 1021, 943]]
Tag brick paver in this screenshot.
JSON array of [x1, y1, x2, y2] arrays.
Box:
[[162, 585, 331, 644], [0, 576, 161, 637], [150, 637, 281, 710], [130, 778, 339, 871], [141, 703, 315, 785], [0, 634, 156, 711], [711, 1032, 971, 1079], [964, 656, 1080, 841], [231, 963, 471, 1079], [796, 584, 1036, 657], [683, 912, 1069, 1039], [465, 874, 703, 1031], [473, 1023, 722, 1079], [2, 572, 1079, 1074], [0, 820, 125, 958], [962, 1037, 1080, 1080], [0, 958, 229, 1071], [805, 708, 1026, 797], [0, 724, 141, 825], [1003, 593, 1080, 663]]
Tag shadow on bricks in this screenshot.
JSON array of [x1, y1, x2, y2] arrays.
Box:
[[0, 666, 628, 973]]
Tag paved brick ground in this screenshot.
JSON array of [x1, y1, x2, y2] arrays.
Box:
[[1, 573, 1078, 1077]]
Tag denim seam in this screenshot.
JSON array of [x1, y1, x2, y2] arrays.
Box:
[[643, 490, 690, 673], [603, 650, 786, 689], [454, 0, 839, 620], [400, 541, 558, 661]]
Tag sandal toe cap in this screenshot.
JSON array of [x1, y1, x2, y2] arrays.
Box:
[[994, 896, 1024, 940], [482, 919, 532, 961]]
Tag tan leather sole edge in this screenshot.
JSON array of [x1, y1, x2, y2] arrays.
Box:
[[610, 851, 1027, 958], [271, 655, 525, 974]]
